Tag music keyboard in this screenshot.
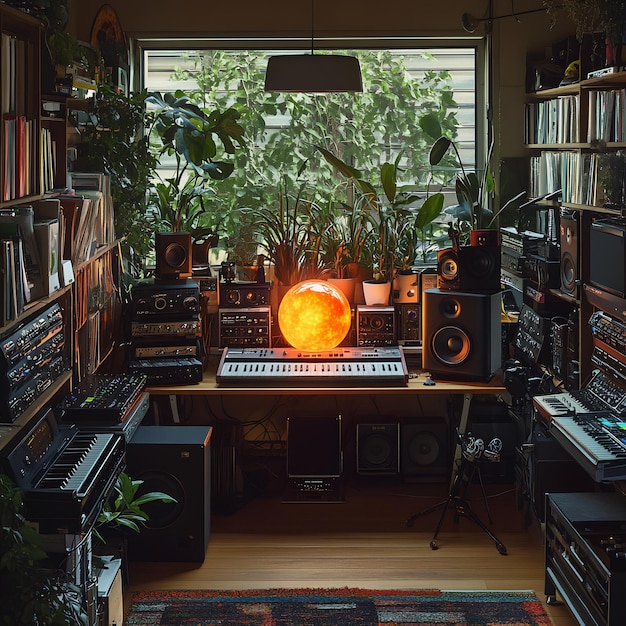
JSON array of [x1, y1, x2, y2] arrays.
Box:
[[532, 393, 601, 420], [3, 408, 125, 533], [216, 346, 409, 387], [550, 414, 626, 481]]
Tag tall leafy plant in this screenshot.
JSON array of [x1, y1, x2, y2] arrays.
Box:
[[145, 91, 247, 241], [317, 146, 445, 280]]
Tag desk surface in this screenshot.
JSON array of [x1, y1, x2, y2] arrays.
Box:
[[147, 359, 507, 396]]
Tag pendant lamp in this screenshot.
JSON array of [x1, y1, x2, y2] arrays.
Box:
[[264, 0, 362, 93]]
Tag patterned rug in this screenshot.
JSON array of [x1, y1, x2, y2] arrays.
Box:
[[125, 588, 553, 625]]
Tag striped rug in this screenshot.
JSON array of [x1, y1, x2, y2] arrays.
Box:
[[125, 588, 553, 625]]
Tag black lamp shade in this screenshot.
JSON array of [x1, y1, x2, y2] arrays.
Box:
[[264, 54, 363, 93]]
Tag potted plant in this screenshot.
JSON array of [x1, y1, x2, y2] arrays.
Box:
[[317, 146, 444, 304], [0, 473, 89, 626], [422, 113, 525, 247], [145, 91, 247, 266], [93, 471, 177, 583], [241, 167, 326, 289]]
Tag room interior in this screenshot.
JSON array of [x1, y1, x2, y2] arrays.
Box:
[[2, 1, 626, 625]]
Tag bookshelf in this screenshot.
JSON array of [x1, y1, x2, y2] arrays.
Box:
[[0, 5, 122, 448], [524, 71, 626, 387]]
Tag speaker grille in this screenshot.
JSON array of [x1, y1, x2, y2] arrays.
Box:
[[357, 423, 399, 474], [155, 232, 193, 279], [401, 420, 449, 480], [559, 212, 578, 298]]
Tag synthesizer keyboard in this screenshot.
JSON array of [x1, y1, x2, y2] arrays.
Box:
[[61, 374, 147, 422], [216, 347, 409, 387], [549, 413, 626, 481], [533, 369, 626, 421]]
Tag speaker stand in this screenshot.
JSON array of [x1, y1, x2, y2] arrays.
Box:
[[405, 456, 507, 555]]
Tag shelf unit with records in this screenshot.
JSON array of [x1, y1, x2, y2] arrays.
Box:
[[0, 6, 123, 454], [523, 71, 626, 388]]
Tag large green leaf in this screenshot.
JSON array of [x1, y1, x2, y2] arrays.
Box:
[[415, 192, 445, 230], [380, 161, 397, 204], [429, 136, 452, 166], [419, 112, 443, 141]]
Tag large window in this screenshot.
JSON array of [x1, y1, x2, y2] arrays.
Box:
[[138, 41, 483, 263]]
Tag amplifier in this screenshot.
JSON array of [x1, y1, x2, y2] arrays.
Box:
[[501, 248, 526, 274], [589, 310, 626, 353], [356, 305, 396, 347], [133, 342, 200, 358], [129, 357, 203, 385], [0, 303, 63, 368], [132, 278, 200, 317], [500, 227, 545, 255], [219, 307, 271, 348], [397, 303, 421, 345], [524, 254, 560, 290], [131, 318, 201, 338], [219, 281, 270, 308], [1, 355, 69, 422]]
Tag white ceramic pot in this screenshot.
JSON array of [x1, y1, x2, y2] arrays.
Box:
[[362, 280, 391, 306]]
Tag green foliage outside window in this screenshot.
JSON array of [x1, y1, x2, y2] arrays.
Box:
[[163, 49, 462, 264]]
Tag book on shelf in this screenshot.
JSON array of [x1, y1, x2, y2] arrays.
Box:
[[0, 234, 30, 325], [0, 206, 44, 301], [34, 219, 60, 296], [32, 198, 64, 275]]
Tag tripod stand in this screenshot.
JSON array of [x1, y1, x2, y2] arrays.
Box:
[[406, 432, 507, 555]]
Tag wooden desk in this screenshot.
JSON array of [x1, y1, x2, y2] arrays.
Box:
[[147, 361, 509, 481], [146, 358, 507, 398]]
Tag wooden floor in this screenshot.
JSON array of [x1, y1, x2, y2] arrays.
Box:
[[126, 476, 578, 625]]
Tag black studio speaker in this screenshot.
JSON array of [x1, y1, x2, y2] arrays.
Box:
[[559, 211, 579, 298], [155, 232, 193, 279], [356, 423, 400, 474], [400, 420, 449, 479], [125, 426, 212, 562], [422, 289, 502, 381], [437, 246, 501, 292]]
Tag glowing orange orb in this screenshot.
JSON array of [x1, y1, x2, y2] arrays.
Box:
[[278, 280, 352, 351]]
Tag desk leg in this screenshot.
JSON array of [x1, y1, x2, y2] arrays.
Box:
[[451, 393, 473, 488]]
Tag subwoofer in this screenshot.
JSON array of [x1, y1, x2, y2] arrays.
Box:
[[155, 232, 193, 279], [356, 423, 400, 474], [125, 426, 212, 562], [559, 211, 579, 298], [437, 246, 501, 292], [422, 289, 502, 381], [400, 420, 448, 479]]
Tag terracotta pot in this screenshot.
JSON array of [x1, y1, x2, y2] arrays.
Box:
[[347, 263, 373, 305], [328, 277, 355, 306]]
